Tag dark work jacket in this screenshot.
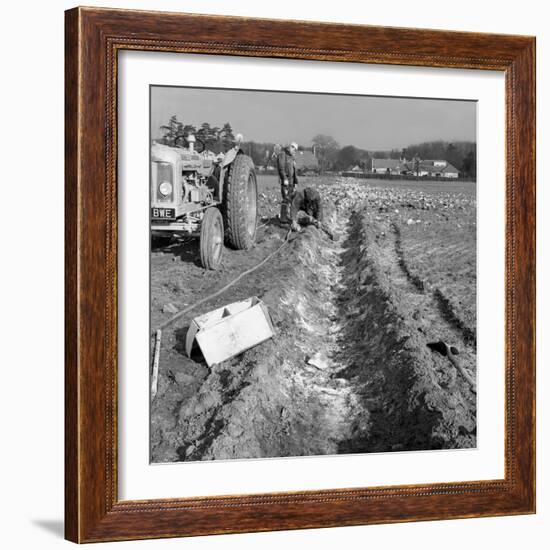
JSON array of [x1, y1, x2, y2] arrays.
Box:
[[277, 148, 298, 186], [290, 187, 324, 222]]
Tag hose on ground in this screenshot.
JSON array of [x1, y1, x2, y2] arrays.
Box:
[[151, 228, 293, 335]]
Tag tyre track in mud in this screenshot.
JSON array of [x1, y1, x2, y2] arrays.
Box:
[[333, 210, 476, 453], [392, 223, 477, 349], [152, 196, 476, 462], [388, 221, 477, 380]]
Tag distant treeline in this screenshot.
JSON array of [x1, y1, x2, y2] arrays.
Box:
[[157, 116, 476, 178], [312, 138, 476, 178], [157, 115, 236, 154]]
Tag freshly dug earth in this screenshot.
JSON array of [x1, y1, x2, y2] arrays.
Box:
[[151, 176, 477, 462]]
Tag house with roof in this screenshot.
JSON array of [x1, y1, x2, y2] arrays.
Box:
[[398, 159, 459, 178], [417, 160, 459, 178], [294, 149, 319, 173], [440, 162, 459, 178], [371, 158, 404, 175]]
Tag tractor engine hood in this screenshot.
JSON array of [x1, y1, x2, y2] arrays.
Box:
[[151, 141, 203, 165]]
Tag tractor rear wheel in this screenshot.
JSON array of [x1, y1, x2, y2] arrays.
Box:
[[223, 154, 257, 250], [200, 208, 224, 270]]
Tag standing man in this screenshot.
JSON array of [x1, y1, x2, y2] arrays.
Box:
[[277, 141, 299, 223]]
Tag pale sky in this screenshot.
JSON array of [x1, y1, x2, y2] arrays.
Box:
[[151, 86, 476, 150]]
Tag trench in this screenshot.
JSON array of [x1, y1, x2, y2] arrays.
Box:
[[333, 211, 476, 453], [169, 210, 365, 461], [153, 201, 476, 462]]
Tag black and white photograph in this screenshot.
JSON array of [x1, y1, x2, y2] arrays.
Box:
[[149, 85, 477, 463], [2, 0, 544, 546]]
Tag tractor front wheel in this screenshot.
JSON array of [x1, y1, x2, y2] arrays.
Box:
[[200, 208, 224, 270], [224, 154, 257, 250]]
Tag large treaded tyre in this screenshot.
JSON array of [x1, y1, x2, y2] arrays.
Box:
[[200, 208, 224, 270], [223, 153, 258, 250]]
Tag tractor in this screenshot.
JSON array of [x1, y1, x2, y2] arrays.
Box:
[[150, 135, 258, 269]]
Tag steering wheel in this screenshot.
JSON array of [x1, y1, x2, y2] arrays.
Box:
[[194, 137, 206, 153]]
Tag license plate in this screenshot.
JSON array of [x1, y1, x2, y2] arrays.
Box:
[[151, 207, 175, 220]]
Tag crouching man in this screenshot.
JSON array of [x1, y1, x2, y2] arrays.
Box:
[[289, 187, 336, 241]]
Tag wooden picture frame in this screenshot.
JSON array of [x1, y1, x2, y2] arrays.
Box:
[[65, 6, 536, 543]]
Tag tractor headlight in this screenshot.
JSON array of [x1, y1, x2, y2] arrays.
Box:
[[158, 181, 173, 197]]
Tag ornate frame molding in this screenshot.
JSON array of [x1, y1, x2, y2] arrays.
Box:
[[65, 7, 535, 542]]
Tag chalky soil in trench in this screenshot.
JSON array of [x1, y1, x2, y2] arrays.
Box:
[[151, 184, 476, 462], [154, 212, 366, 461]]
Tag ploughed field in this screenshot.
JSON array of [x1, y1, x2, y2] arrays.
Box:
[[150, 175, 477, 462]]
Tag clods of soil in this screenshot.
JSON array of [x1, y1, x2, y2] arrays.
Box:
[[150, 176, 476, 462]]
